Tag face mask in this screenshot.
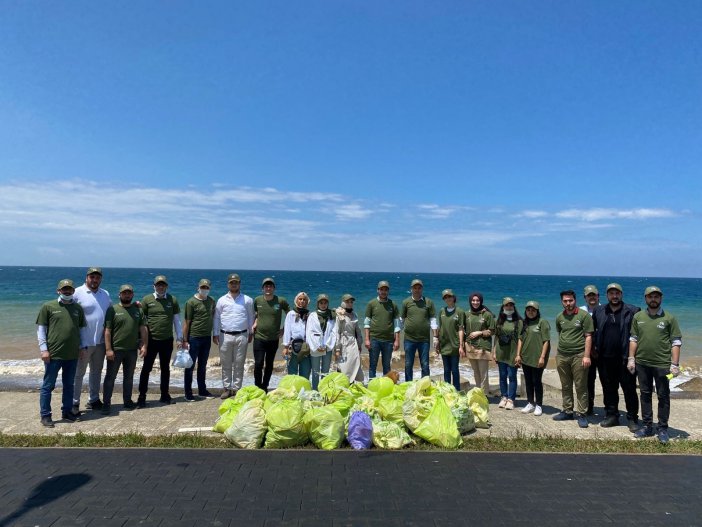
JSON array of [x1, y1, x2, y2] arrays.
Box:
[[446, 307, 455, 313], [154, 287, 166, 298], [503, 309, 515, 316], [345, 307, 353, 313], [59, 293, 73, 302], [199, 289, 209, 298]]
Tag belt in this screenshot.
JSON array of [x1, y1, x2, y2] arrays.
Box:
[[221, 329, 247, 336]]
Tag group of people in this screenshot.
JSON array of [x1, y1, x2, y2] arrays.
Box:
[[37, 270, 682, 444]]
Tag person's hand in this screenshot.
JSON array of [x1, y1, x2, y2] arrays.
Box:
[[627, 357, 636, 374], [364, 339, 371, 351], [138, 345, 147, 358], [106, 349, 115, 361], [41, 350, 50, 363], [459, 346, 466, 358], [469, 331, 481, 339], [491, 353, 497, 363], [212, 335, 220, 346], [515, 355, 522, 367], [670, 364, 681, 377], [181, 340, 189, 350], [283, 347, 290, 358], [392, 339, 400, 352], [247, 333, 253, 344], [537, 357, 545, 368], [582, 356, 591, 368]]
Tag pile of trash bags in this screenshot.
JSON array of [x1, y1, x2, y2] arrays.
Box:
[[213, 373, 490, 450]]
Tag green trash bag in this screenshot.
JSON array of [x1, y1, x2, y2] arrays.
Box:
[[298, 389, 325, 413], [213, 400, 243, 433], [414, 397, 463, 449], [224, 399, 267, 449], [377, 393, 404, 425], [450, 393, 476, 434], [303, 406, 345, 450], [233, 385, 267, 404], [466, 387, 490, 428], [394, 381, 413, 398], [402, 378, 436, 432], [278, 374, 312, 394], [349, 382, 372, 398], [372, 420, 413, 450], [434, 381, 460, 407], [404, 376, 434, 401], [367, 377, 395, 401], [263, 387, 298, 411], [349, 395, 380, 421], [322, 388, 356, 419], [264, 399, 308, 449], [318, 371, 350, 392]]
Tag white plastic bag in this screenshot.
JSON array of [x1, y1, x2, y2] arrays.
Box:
[[172, 347, 193, 369]]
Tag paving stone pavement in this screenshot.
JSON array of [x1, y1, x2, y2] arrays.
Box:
[[0, 449, 700, 526]]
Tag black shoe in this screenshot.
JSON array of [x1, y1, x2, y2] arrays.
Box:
[[634, 426, 654, 439], [72, 404, 80, 415], [159, 396, 175, 405], [62, 411, 80, 422], [199, 391, 215, 399], [86, 399, 103, 410], [627, 419, 641, 433], [657, 428, 670, 444], [576, 413, 589, 428], [100, 404, 111, 415], [552, 411, 574, 421], [123, 400, 137, 410], [136, 398, 147, 409], [600, 415, 619, 428], [184, 394, 197, 402], [41, 416, 54, 428]]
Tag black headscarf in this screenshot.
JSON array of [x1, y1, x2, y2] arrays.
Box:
[[469, 292, 491, 314]]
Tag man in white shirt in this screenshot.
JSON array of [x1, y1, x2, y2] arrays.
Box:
[[72, 267, 112, 414], [213, 273, 254, 399]]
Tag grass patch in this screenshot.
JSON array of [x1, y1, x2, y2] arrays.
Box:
[[1, 431, 701, 454]]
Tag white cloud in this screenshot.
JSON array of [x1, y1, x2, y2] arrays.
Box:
[[516, 210, 549, 219], [335, 204, 373, 220], [555, 208, 676, 222]]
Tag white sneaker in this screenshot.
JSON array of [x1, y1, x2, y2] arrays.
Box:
[[521, 403, 535, 414], [498, 397, 507, 409], [505, 399, 514, 410], [534, 405, 543, 416]]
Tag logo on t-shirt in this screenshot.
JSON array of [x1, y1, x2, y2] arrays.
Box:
[[657, 322, 666, 330]]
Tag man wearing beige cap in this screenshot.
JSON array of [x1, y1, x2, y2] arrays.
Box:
[[36, 279, 88, 427], [252, 277, 289, 392], [213, 273, 255, 398], [592, 283, 641, 431], [182, 279, 216, 401], [401, 279, 438, 381], [72, 267, 112, 414], [364, 280, 401, 379], [580, 285, 600, 415], [137, 275, 183, 407]]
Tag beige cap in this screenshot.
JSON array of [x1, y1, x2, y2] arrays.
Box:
[[645, 286, 662, 296], [262, 277, 275, 287], [584, 285, 599, 295], [525, 300, 540, 310], [502, 297, 516, 306], [119, 284, 134, 293], [198, 279, 211, 288], [86, 267, 102, 276], [377, 280, 390, 289], [57, 279, 74, 290], [317, 293, 330, 303], [411, 279, 423, 287], [341, 293, 355, 302], [153, 275, 168, 285], [227, 273, 241, 283], [606, 283, 622, 293], [441, 289, 455, 299]]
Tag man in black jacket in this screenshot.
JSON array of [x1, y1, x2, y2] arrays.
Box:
[[592, 283, 641, 431]]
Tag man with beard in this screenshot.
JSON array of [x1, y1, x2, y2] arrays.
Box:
[[628, 286, 682, 444], [401, 279, 438, 381], [364, 281, 401, 378], [252, 278, 289, 392], [102, 285, 148, 414], [580, 285, 600, 415], [592, 283, 641, 431]]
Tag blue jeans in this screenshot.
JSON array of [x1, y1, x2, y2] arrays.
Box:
[[442, 354, 461, 391], [404, 340, 430, 381], [40, 358, 78, 417], [311, 351, 332, 390], [286, 353, 311, 380], [185, 336, 212, 397], [498, 361, 518, 401], [369, 339, 393, 378]]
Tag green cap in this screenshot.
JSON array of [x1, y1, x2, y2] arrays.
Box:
[[261, 277, 275, 287], [86, 267, 102, 276], [645, 286, 663, 296], [377, 280, 390, 289], [341, 293, 355, 302], [119, 284, 134, 293], [153, 275, 168, 285], [227, 273, 241, 283], [502, 297, 516, 306], [57, 279, 74, 290], [441, 289, 455, 299], [411, 279, 423, 287], [316, 293, 330, 303], [606, 282, 623, 293], [525, 300, 540, 310], [584, 285, 599, 295], [198, 279, 211, 288]]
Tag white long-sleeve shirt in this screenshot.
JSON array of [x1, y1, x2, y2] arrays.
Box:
[[306, 312, 337, 357], [74, 284, 112, 346], [282, 310, 307, 345], [213, 293, 254, 334]]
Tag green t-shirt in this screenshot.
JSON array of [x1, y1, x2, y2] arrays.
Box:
[[519, 318, 551, 368], [105, 303, 146, 352], [401, 296, 436, 343], [465, 309, 495, 351], [184, 296, 216, 338], [438, 307, 465, 356], [141, 293, 180, 340], [555, 309, 593, 355], [364, 298, 399, 341], [494, 318, 523, 364], [36, 300, 86, 360], [253, 295, 290, 341], [631, 310, 682, 369]]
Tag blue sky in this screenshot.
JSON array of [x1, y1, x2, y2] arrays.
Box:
[[0, 1, 700, 276]]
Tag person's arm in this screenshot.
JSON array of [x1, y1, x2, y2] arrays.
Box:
[[582, 333, 592, 367], [212, 299, 222, 346], [37, 325, 50, 363], [173, 314, 183, 343], [138, 325, 148, 357], [246, 297, 255, 343], [182, 319, 190, 349], [105, 327, 115, 361]]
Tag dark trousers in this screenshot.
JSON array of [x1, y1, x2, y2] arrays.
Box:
[[599, 355, 639, 420], [587, 354, 599, 413], [253, 338, 279, 391], [103, 350, 137, 405], [636, 364, 671, 430], [441, 354, 460, 391], [185, 336, 211, 397], [138, 337, 173, 399], [522, 364, 544, 406]]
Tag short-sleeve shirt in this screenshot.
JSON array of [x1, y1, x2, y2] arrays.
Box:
[[401, 296, 436, 343], [519, 318, 551, 368], [465, 310, 495, 352], [631, 310, 682, 369], [438, 307, 465, 356], [184, 296, 216, 338], [364, 298, 399, 341], [253, 295, 290, 341], [555, 308, 593, 355], [36, 300, 87, 360], [105, 303, 146, 352], [494, 318, 523, 365], [141, 293, 180, 340]]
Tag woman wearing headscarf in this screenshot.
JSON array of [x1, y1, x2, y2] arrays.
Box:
[[307, 294, 337, 390], [334, 293, 364, 384], [282, 292, 312, 379], [493, 297, 523, 410], [464, 292, 494, 394], [516, 300, 550, 416]]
